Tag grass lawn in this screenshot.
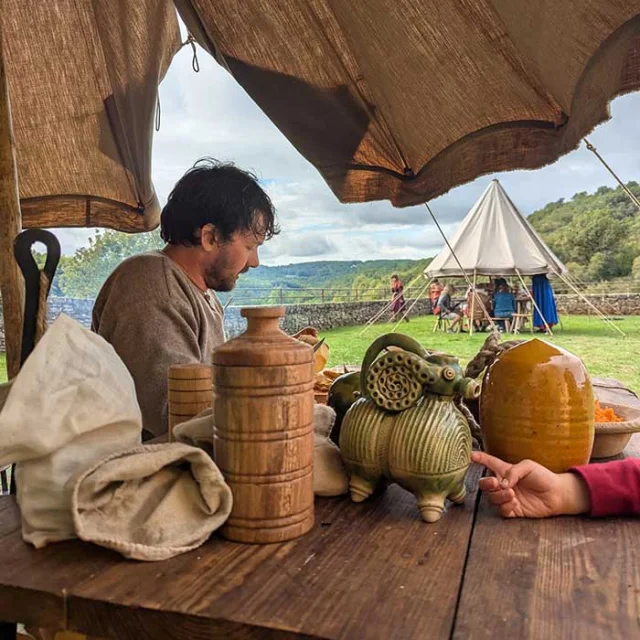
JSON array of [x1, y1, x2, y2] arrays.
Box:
[[323, 315, 640, 393], [1, 315, 639, 391]]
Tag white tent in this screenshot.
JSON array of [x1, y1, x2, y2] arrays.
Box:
[[425, 179, 567, 278]]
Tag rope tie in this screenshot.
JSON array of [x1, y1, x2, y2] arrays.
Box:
[[585, 139, 640, 212], [464, 333, 524, 379], [181, 34, 200, 73], [35, 270, 50, 346], [454, 396, 483, 450]]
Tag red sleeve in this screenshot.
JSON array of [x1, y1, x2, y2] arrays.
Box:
[[571, 458, 640, 517]]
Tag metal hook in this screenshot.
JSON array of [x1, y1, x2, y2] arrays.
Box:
[[13, 229, 61, 365]]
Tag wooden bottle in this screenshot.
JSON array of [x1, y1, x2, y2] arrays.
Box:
[[167, 364, 213, 442], [212, 306, 315, 543]]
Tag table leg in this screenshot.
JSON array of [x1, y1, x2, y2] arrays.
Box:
[[0, 621, 17, 640]]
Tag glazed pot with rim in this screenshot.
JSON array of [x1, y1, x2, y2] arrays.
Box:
[[480, 339, 594, 473]]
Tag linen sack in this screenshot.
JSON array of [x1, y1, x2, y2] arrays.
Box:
[[0, 314, 142, 547], [72, 442, 232, 561]]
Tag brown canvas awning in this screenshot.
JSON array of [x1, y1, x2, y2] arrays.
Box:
[[4, 0, 180, 232], [176, 0, 640, 207]]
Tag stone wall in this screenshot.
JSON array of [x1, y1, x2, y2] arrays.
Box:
[[2, 293, 640, 351], [555, 294, 640, 316], [224, 298, 433, 338], [0, 296, 94, 351]]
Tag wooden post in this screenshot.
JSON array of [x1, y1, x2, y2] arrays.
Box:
[[468, 269, 477, 337], [0, 15, 24, 380]]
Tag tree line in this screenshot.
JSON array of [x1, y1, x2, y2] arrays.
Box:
[[40, 181, 640, 300]]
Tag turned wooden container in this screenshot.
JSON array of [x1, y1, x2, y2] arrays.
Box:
[[167, 364, 213, 442], [212, 306, 315, 543]]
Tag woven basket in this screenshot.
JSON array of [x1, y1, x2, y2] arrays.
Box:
[[592, 403, 640, 459]]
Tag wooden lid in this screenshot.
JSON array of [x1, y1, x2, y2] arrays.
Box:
[[213, 306, 312, 367], [168, 364, 213, 380], [241, 306, 285, 319]]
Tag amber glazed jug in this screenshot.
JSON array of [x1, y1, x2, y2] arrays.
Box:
[[480, 339, 594, 473], [212, 306, 315, 543]]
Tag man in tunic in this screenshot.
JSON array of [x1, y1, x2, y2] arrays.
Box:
[[92, 159, 279, 437]]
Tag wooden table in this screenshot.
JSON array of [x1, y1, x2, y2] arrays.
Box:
[[1, 401, 639, 639]]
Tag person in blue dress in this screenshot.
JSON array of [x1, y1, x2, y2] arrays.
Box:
[[493, 282, 516, 331]]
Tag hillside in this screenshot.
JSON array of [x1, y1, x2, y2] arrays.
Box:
[[222, 258, 433, 305], [38, 180, 640, 302], [527, 181, 640, 282]]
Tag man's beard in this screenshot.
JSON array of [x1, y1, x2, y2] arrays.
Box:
[[204, 257, 248, 292]]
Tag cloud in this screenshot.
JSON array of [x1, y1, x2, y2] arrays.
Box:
[[261, 231, 338, 260], [53, 40, 640, 264]]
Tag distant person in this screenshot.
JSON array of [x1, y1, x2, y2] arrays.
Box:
[[429, 278, 443, 311], [532, 274, 558, 332], [437, 284, 462, 332], [390, 274, 409, 322], [493, 283, 516, 331]]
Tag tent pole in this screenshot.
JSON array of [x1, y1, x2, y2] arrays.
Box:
[[0, 15, 24, 380], [423, 203, 497, 332], [468, 269, 477, 337], [515, 270, 553, 336]]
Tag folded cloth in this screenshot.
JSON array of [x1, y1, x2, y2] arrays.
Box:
[[174, 403, 349, 497], [72, 443, 232, 561], [173, 407, 213, 457], [0, 315, 142, 548]]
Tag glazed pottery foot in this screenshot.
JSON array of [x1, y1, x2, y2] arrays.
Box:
[[417, 494, 446, 523], [448, 485, 466, 505], [349, 475, 377, 503]]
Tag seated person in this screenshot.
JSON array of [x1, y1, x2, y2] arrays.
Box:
[[492, 283, 516, 331], [437, 284, 462, 332], [92, 159, 279, 438], [467, 285, 491, 332]]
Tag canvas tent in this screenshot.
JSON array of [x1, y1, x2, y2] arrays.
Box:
[[425, 180, 567, 279], [422, 179, 626, 336]]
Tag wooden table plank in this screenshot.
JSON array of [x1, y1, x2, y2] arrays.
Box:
[[67, 466, 481, 640], [453, 436, 640, 639], [0, 467, 481, 639], [0, 497, 129, 630]]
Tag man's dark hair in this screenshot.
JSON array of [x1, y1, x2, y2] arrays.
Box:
[[160, 158, 279, 245], [391, 274, 399, 280]]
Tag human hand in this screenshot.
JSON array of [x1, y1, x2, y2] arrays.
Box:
[[471, 451, 591, 518]]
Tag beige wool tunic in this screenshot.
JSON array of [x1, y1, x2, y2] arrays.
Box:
[[92, 251, 225, 437]]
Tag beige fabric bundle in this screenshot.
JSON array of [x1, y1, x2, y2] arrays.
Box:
[[72, 443, 232, 561], [0, 315, 142, 547], [312, 404, 350, 497], [174, 403, 349, 497]]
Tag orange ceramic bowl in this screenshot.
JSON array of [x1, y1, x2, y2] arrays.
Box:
[[480, 339, 594, 473]]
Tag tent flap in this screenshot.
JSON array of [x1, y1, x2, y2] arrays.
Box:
[[179, 0, 640, 207], [4, 0, 180, 231]]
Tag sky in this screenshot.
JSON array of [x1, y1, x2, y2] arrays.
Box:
[[57, 40, 640, 265]]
